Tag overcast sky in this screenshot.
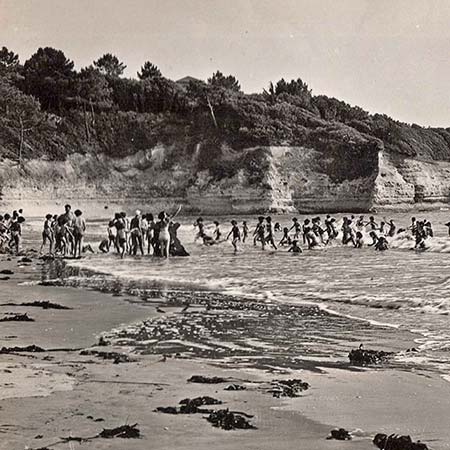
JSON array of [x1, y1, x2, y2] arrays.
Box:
[[1, 0, 449, 126]]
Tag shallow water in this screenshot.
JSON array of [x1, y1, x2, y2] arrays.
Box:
[[26, 210, 450, 374]]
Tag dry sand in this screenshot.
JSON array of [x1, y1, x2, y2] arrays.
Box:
[[0, 254, 447, 450]]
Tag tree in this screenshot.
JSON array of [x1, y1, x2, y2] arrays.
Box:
[[207, 71, 241, 92], [137, 61, 162, 80], [93, 53, 126, 78], [22, 47, 75, 112], [74, 66, 112, 141], [0, 78, 42, 165], [274, 78, 311, 97], [0, 46, 20, 77]]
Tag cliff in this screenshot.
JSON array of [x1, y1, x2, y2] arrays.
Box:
[[1, 75, 450, 215]]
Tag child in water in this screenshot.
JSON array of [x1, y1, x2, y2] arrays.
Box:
[[265, 216, 277, 250], [289, 218, 301, 240], [213, 221, 221, 241], [279, 227, 291, 246], [253, 216, 266, 249], [374, 236, 388, 251], [288, 240, 302, 254], [354, 231, 364, 248], [242, 221, 249, 243], [227, 220, 241, 253]]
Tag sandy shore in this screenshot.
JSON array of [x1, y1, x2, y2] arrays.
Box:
[[0, 254, 448, 450]]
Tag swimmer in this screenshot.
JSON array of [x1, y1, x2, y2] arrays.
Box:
[[374, 236, 388, 251], [242, 221, 249, 243], [287, 239, 302, 254], [130, 210, 144, 256], [279, 227, 291, 246], [265, 216, 277, 250], [367, 231, 378, 247], [387, 219, 396, 237], [227, 220, 241, 253], [73, 209, 86, 258], [289, 217, 301, 240], [158, 206, 182, 258], [365, 216, 378, 231], [213, 221, 221, 241], [39, 213, 54, 255], [274, 222, 282, 233], [10, 216, 25, 255], [354, 231, 364, 248], [253, 216, 266, 249]]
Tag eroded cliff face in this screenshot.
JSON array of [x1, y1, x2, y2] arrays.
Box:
[[373, 151, 450, 210], [0, 142, 449, 216]]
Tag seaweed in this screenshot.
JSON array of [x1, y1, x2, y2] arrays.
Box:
[[0, 313, 34, 322], [79, 350, 134, 364], [99, 424, 140, 439], [0, 345, 45, 354], [373, 433, 428, 450], [156, 396, 222, 414], [188, 375, 227, 384], [348, 346, 394, 365], [206, 409, 256, 430], [326, 428, 352, 440], [224, 384, 246, 391], [269, 379, 309, 398]]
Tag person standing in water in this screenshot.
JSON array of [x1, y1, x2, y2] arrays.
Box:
[[213, 221, 221, 241], [289, 217, 302, 240], [227, 220, 241, 253], [265, 216, 277, 250], [158, 206, 182, 258], [253, 216, 266, 249], [39, 214, 54, 255], [73, 209, 86, 258], [242, 221, 249, 243]]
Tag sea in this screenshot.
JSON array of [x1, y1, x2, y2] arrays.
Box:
[[25, 209, 450, 378]]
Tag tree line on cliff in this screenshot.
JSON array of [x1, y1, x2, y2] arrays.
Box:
[[0, 46, 450, 173]]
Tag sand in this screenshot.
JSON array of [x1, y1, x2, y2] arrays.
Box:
[[0, 253, 447, 450]]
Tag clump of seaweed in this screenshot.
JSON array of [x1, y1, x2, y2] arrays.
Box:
[[269, 379, 309, 398], [188, 375, 227, 384], [206, 409, 256, 430], [326, 428, 352, 440], [373, 433, 428, 450], [348, 345, 394, 365]]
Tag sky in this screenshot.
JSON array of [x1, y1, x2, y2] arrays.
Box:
[[1, 0, 449, 127]]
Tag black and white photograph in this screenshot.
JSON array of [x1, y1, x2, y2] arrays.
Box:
[[0, 1, 450, 449]]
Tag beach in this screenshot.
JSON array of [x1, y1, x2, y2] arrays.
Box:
[[1, 247, 450, 450]]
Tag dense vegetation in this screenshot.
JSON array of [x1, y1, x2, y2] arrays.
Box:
[[1, 45, 449, 171]]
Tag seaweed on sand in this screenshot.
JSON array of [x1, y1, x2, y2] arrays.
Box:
[[188, 375, 227, 384], [326, 428, 352, 440], [156, 396, 222, 414], [373, 433, 428, 450], [79, 350, 134, 364], [268, 379, 309, 398], [0, 345, 45, 354], [99, 423, 140, 438], [348, 346, 394, 365], [206, 409, 256, 430], [0, 313, 34, 322]]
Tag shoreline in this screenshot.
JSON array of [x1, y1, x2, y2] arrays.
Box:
[[1, 254, 449, 449]]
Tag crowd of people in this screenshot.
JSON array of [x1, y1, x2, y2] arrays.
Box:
[[97, 207, 189, 258], [38, 204, 87, 258], [193, 214, 438, 254], [0, 209, 26, 254], [12, 207, 447, 259]]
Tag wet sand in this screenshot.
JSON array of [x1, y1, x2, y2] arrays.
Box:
[[0, 254, 448, 449]]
